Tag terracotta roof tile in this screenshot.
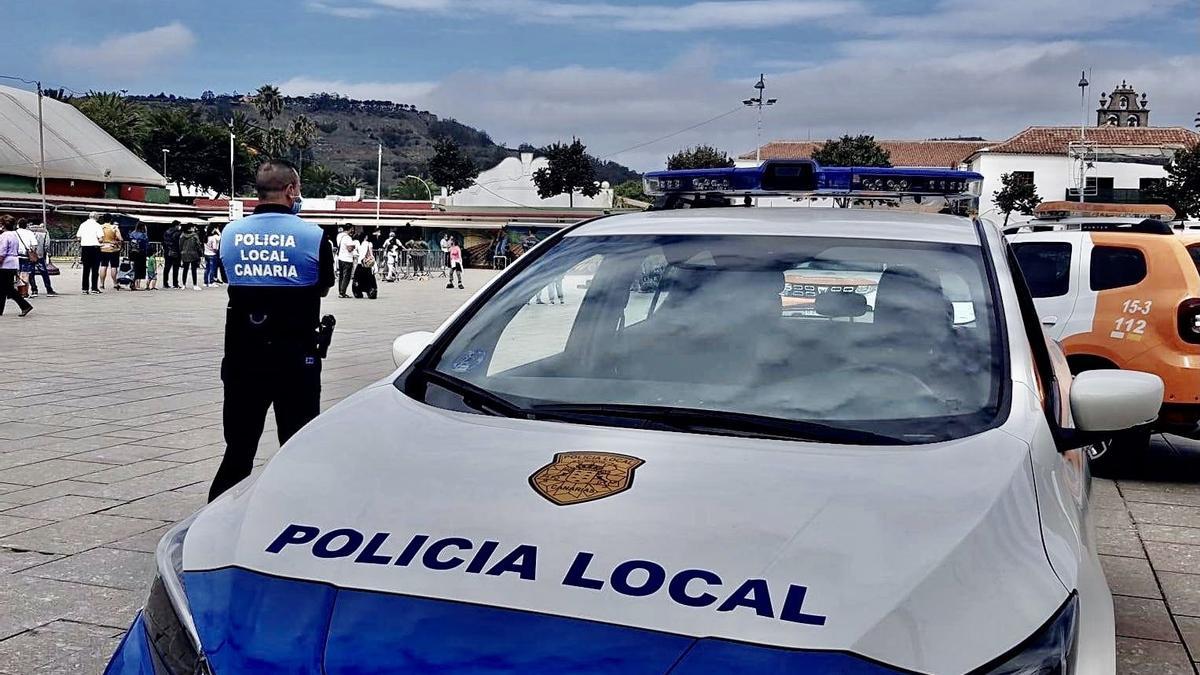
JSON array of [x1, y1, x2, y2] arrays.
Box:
[[982, 126, 1200, 155], [741, 140, 993, 168]]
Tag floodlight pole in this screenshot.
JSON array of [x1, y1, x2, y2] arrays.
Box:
[[1078, 70, 1089, 204], [743, 74, 777, 164], [35, 81, 47, 227], [228, 119, 236, 199]]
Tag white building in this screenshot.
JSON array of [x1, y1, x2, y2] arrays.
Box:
[[966, 126, 1199, 225], [443, 152, 613, 209]]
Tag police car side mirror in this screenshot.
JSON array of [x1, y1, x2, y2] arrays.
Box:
[[1069, 370, 1162, 434], [392, 331, 435, 369]]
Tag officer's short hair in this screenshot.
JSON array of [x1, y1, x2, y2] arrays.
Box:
[[256, 159, 300, 199]]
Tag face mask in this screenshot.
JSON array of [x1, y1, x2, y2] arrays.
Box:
[[290, 197, 303, 215]]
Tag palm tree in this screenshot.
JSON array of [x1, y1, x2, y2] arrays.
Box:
[[302, 164, 339, 198], [333, 174, 368, 196], [262, 128, 290, 159], [289, 115, 318, 174], [252, 84, 284, 129], [72, 92, 148, 154], [230, 111, 262, 155]]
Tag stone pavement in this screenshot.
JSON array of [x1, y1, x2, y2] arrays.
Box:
[[0, 267, 1198, 673]]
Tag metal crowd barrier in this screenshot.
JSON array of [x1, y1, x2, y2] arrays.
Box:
[[49, 239, 164, 268], [379, 247, 449, 282]]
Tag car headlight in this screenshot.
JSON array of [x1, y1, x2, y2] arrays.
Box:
[[974, 595, 1078, 674], [143, 515, 212, 675]]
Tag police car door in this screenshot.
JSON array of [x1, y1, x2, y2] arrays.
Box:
[[1009, 232, 1084, 341]]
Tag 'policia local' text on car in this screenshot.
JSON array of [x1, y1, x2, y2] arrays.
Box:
[[105, 162, 1163, 675]]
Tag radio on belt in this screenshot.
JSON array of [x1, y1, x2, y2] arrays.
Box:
[[643, 160, 984, 210]]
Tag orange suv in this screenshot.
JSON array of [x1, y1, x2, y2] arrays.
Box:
[[1008, 218, 1200, 464]]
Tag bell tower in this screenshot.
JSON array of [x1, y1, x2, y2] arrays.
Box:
[[1097, 81, 1149, 127]]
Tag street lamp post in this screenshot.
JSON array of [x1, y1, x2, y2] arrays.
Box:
[[35, 81, 46, 227], [404, 175, 434, 202], [228, 119, 236, 199], [162, 148, 170, 182], [743, 74, 777, 164]]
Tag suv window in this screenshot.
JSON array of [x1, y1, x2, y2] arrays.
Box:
[[1011, 242, 1072, 298], [1090, 246, 1147, 291]]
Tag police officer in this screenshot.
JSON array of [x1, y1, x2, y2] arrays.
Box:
[[208, 160, 335, 501]]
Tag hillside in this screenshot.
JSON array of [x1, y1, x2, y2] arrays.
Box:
[[129, 92, 640, 190]]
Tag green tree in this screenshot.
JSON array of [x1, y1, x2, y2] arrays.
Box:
[[613, 179, 648, 204], [992, 173, 1042, 226], [302, 164, 340, 198], [262, 128, 290, 159], [72, 92, 148, 154], [390, 176, 439, 200], [253, 84, 284, 129], [288, 115, 318, 173], [533, 137, 599, 207], [143, 108, 228, 196], [428, 137, 479, 194], [333, 173, 368, 196], [666, 145, 735, 170], [1144, 145, 1200, 220], [811, 134, 892, 167]]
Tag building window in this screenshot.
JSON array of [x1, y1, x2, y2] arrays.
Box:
[[1106, 114, 1120, 126], [1127, 115, 1140, 127], [1090, 247, 1147, 291], [1120, 96, 1129, 109], [1011, 171, 1034, 185]]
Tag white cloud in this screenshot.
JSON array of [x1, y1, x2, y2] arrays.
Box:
[[865, 0, 1187, 37], [313, 0, 861, 30], [48, 22, 196, 77], [277, 40, 1200, 172]]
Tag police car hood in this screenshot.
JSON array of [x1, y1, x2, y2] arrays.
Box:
[[183, 383, 1065, 674]]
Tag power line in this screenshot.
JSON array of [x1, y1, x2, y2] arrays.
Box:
[[598, 106, 746, 160]]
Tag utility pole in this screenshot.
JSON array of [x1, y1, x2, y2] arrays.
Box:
[[228, 119, 236, 199], [376, 143, 382, 222], [35, 81, 47, 227], [742, 74, 777, 164]]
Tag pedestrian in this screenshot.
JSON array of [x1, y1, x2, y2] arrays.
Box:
[[352, 230, 378, 299], [15, 219, 38, 292], [0, 216, 34, 317], [406, 236, 428, 277], [492, 228, 509, 269], [98, 214, 123, 290], [440, 232, 453, 270], [382, 231, 400, 282], [204, 225, 222, 287], [336, 225, 358, 298], [446, 238, 464, 289], [522, 229, 538, 254], [208, 159, 334, 501], [25, 221, 56, 297], [76, 211, 103, 294], [146, 249, 159, 290], [129, 223, 149, 291], [214, 226, 227, 285], [179, 225, 203, 290], [162, 220, 182, 288]]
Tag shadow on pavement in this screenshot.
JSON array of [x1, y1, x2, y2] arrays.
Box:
[[1098, 434, 1200, 482]]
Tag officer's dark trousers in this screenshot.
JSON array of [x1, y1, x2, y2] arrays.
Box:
[[209, 357, 322, 501]]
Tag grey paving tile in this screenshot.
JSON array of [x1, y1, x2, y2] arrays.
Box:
[[0, 574, 142, 639], [0, 514, 165, 555], [24, 547, 155, 591], [154, 444, 225, 463], [107, 524, 170, 554], [1094, 506, 1134, 529], [70, 460, 181, 485], [1129, 502, 1200, 529], [1123, 488, 1200, 508], [1097, 526, 1146, 559], [0, 423, 70, 441], [0, 481, 113, 506], [0, 515, 52, 538], [0, 547, 62, 573], [44, 424, 129, 440], [0, 621, 122, 673], [8, 436, 127, 456], [0, 484, 23, 496], [0, 496, 124, 521], [66, 443, 177, 465], [1175, 616, 1200, 665], [0, 451, 64, 472], [1144, 541, 1200, 575], [133, 426, 226, 450], [105, 491, 204, 522], [0, 460, 113, 488], [1116, 637, 1195, 674], [1138, 524, 1200, 547], [1113, 595, 1181, 642], [1101, 554, 1162, 599], [1160, 572, 1200, 616]]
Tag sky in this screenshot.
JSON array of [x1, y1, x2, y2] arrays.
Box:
[[6, 0, 1200, 170]]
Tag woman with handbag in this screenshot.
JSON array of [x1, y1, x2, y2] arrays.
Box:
[[26, 221, 56, 296], [0, 216, 34, 317]]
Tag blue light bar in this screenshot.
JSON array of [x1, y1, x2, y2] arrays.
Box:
[[643, 160, 983, 200]]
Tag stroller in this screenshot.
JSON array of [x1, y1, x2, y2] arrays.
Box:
[[115, 257, 136, 289]]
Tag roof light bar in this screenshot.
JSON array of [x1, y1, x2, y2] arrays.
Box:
[[643, 160, 983, 201]]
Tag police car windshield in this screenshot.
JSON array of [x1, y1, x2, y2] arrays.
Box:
[[425, 234, 1004, 444]]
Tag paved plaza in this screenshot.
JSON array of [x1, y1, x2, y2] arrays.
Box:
[[0, 267, 1199, 673]]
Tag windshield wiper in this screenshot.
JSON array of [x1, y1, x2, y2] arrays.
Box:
[[418, 369, 531, 418], [529, 403, 904, 445]]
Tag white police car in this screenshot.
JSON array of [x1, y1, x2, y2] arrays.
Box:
[[106, 162, 1163, 675]]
